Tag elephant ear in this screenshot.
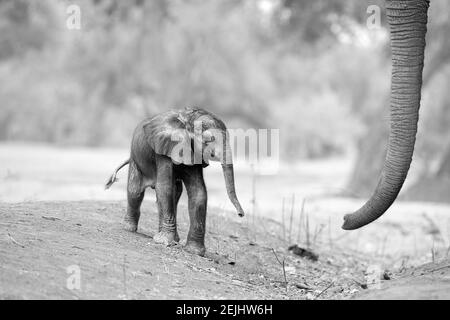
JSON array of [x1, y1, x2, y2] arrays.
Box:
[[145, 112, 196, 165]]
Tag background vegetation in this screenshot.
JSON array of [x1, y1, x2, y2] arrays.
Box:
[[0, 0, 448, 200]]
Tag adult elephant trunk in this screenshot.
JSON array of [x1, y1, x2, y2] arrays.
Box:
[[342, 0, 430, 230]]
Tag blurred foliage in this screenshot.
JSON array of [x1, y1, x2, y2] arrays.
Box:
[[0, 0, 448, 175]]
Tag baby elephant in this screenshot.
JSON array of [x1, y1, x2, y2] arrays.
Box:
[[105, 107, 245, 256]]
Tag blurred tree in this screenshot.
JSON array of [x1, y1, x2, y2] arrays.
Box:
[[0, 0, 448, 203], [272, 0, 385, 49], [0, 0, 59, 60]]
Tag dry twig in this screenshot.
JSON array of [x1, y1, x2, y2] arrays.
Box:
[[315, 282, 333, 300], [271, 248, 288, 291], [7, 232, 25, 248]]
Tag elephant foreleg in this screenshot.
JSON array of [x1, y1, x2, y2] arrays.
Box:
[[154, 156, 180, 245], [124, 160, 145, 232], [182, 166, 207, 256], [158, 179, 183, 232]]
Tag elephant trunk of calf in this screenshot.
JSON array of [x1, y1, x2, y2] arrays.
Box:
[[342, 0, 430, 230], [222, 163, 245, 217]]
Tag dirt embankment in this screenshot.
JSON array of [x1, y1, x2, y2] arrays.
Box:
[[1, 201, 449, 300], [1, 201, 371, 300], [353, 260, 450, 300]]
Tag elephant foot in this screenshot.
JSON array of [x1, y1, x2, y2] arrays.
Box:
[[123, 222, 138, 232], [123, 212, 140, 232], [153, 230, 180, 246], [123, 219, 137, 232], [184, 240, 206, 257]]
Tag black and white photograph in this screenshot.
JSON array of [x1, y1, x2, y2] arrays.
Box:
[[1, 0, 450, 303]]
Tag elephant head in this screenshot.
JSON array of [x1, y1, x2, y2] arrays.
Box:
[[147, 107, 245, 217], [342, 0, 430, 230]]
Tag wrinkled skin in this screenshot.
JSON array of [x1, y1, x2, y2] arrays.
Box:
[[107, 107, 244, 256], [342, 0, 430, 230]]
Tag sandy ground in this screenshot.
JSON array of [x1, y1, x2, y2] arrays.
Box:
[[0, 201, 370, 299], [1, 143, 450, 299], [354, 260, 450, 300]]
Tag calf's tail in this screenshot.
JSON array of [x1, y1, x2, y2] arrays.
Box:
[[105, 159, 130, 189]]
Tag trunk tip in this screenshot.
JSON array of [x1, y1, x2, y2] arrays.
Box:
[[341, 213, 360, 231], [238, 211, 244, 217]]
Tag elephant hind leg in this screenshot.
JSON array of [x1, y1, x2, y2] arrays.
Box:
[[124, 160, 145, 232]]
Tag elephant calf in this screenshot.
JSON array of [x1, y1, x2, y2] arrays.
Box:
[[105, 107, 245, 256]]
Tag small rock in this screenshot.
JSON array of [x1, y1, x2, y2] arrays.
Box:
[[42, 216, 61, 221], [349, 288, 359, 294], [305, 292, 315, 300]]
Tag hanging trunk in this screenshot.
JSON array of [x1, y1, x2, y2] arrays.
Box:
[[342, 0, 430, 230], [222, 163, 245, 217]]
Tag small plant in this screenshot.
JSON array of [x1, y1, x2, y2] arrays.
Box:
[[271, 248, 288, 291]]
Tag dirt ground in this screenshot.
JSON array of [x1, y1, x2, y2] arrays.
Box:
[[1, 201, 371, 300], [355, 260, 450, 300], [1, 144, 450, 299], [1, 201, 449, 300]]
